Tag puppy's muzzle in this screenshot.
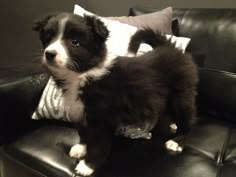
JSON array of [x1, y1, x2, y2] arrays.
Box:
[[45, 50, 56, 64]]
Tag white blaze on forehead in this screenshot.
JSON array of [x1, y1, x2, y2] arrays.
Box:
[[44, 16, 69, 66], [58, 16, 68, 36]]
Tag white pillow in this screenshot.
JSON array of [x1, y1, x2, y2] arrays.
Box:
[[32, 5, 191, 121], [74, 4, 139, 57], [74, 4, 190, 55]]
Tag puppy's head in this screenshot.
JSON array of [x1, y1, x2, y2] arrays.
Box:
[[33, 13, 109, 73]]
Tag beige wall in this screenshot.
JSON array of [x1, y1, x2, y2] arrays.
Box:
[[78, 0, 236, 16]]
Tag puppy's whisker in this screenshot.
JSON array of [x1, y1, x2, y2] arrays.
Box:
[[67, 60, 80, 72], [72, 61, 80, 71]]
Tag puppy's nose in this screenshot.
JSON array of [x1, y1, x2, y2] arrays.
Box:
[[45, 51, 56, 62]]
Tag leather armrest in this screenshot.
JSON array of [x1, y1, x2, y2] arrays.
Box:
[[0, 62, 44, 85], [0, 74, 49, 144]]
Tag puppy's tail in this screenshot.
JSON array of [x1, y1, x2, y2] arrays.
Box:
[[128, 29, 172, 55]]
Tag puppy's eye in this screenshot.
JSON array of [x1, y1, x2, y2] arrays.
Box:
[[71, 38, 80, 47]]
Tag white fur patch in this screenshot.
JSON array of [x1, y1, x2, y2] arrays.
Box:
[[170, 123, 178, 134], [75, 160, 94, 176], [69, 144, 87, 158], [61, 55, 115, 123], [165, 140, 183, 152], [170, 123, 177, 131], [126, 52, 135, 57], [47, 58, 115, 123], [44, 40, 68, 66], [79, 53, 115, 83], [63, 75, 85, 122], [44, 17, 69, 67]]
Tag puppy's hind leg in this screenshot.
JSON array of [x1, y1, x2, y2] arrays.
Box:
[[171, 85, 197, 135], [168, 51, 198, 135], [165, 87, 196, 153]]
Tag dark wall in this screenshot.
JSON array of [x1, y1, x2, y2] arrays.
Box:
[[78, 0, 236, 16], [0, 0, 77, 67]]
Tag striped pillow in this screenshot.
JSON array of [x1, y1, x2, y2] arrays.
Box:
[[32, 77, 70, 121]]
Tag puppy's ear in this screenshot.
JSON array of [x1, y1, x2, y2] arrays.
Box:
[[33, 13, 59, 32], [84, 15, 109, 41]]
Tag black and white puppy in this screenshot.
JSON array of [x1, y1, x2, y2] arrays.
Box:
[[34, 13, 198, 176]]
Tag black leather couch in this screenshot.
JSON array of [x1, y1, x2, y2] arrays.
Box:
[[1, 8, 236, 177]]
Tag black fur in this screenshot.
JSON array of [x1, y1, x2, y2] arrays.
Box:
[[34, 13, 198, 176], [128, 28, 173, 54]]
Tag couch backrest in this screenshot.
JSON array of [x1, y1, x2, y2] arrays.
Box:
[[129, 8, 236, 73], [129, 7, 236, 123]]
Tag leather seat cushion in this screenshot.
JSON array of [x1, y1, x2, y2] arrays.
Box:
[[1, 116, 236, 177]]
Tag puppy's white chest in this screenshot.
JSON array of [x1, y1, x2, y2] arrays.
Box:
[[63, 81, 85, 122]]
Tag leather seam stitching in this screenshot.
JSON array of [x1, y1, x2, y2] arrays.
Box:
[[198, 67, 236, 76], [216, 127, 231, 177], [185, 144, 216, 160]]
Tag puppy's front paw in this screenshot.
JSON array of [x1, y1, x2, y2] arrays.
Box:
[[165, 140, 183, 152], [69, 144, 87, 159], [75, 160, 94, 176]]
